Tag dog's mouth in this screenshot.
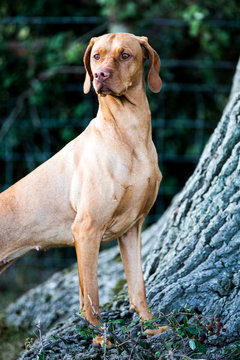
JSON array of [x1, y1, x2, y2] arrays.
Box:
[[96, 84, 113, 96], [94, 80, 127, 97]]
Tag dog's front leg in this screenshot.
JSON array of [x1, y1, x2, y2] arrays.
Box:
[[72, 218, 107, 346], [118, 220, 150, 319], [118, 221, 169, 337]]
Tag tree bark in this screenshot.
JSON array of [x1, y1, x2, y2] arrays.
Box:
[[144, 57, 240, 344], [3, 59, 240, 359]]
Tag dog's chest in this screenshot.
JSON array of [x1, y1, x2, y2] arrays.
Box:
[[102, 156, 161, 241]]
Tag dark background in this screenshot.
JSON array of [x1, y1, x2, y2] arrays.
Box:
[[0, 0, 239, 308]]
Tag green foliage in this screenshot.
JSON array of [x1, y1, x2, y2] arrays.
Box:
[[97, 0, 144, 21], [21, 303, 239, 359], [0, 8, 240, 355], [222, 342, 240, 360], [109, 278, 127, 298], [0, 312, 33, 360], [25, 337, 35, 350], [46, 307, 230, 359], [38, 354, 47, 360], [77, 324, 98, 339], [0, 0, 239, 200], [182, 4, 209, 37], [65, 43, 84, 64]]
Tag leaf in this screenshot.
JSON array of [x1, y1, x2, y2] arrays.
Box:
[[139, 340, 150, 349], [189, 339, 196, 350], [108, 319, 125, 325], [165, 342, 173, 349], [77, 327, 92, 338], [186, 325, 200, 336], [195, 340, 207, 354], [38, 354, 46, 360], [142, 316, 158, 330], [126, 318, 140, 329], [120, 327, 128, 334], [177, 324, 187, 336], [59, 336, 70, 345], [50, 335, 60, 341], [175, 342, 181, 349], [184, 304, 192, 312]]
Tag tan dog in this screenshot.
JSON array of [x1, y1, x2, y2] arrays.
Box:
[[0, 33, 168, 345]]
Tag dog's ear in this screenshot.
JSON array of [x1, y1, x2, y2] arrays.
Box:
[[83, 38, 96, 94], [139, 36, 162, 93]]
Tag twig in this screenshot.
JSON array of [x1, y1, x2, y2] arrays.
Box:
[[128, 340, 138, 360], [173, 354, 205, 360], [0, 22, 109, 143], [77, 311, 132, 356], [86, 295, 132, 356], [75, 21, 109, 44], [165, 350, 206, 360], [0, 89, 31, 142], [39, 333, 81, 354], [116, 339, 131, 347], [103, 322, 107, 360], [76, 312, 104, 336], [87, 294, 101, 320], [129, 336, 157, 360], [38, 66, 85, 81], [36, 320, 45, 355]]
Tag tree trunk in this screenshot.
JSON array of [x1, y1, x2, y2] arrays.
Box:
[[144, 57, 240, 344], [3, 59, 240, 359]]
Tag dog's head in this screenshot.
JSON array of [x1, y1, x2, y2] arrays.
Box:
[[83, 33, 162, 96]]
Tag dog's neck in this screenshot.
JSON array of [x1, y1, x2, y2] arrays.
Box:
[[96, 85, 152, 147]]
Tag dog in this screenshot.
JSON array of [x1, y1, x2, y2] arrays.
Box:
[[0, 33, 169, 346]]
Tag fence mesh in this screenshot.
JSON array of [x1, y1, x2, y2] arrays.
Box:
[[0, 15, 238, 305], [0, 17, 237, 223]]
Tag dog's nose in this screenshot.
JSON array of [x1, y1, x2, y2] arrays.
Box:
[[94, 69, 110, 82]]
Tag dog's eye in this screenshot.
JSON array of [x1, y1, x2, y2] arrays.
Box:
[[93, 54, 101, 60], [121, 53, 130, 60]]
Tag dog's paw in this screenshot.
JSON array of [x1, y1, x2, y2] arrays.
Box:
[[145, 325, 170, 338], [93, 334, 112, 347]]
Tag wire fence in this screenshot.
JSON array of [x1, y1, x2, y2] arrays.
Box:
[[0, 17, 237, 224], [0, 16, 238, 300]]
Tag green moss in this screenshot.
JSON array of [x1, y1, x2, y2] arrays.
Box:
[[102, 279, 128, 310], [110, 279, 127, 297], [113, 254, 122, 263], [62, 264, 77, 275]]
